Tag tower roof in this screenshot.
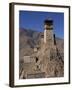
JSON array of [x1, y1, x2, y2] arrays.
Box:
[[44, 19, 53, 25]]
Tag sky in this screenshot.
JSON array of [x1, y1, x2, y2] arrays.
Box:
[[19, 11, 64, 39]]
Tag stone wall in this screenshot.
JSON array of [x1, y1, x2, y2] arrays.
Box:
[[23, 56, 36, 63]]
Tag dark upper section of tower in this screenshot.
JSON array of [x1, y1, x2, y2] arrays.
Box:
[[44, 19, 53, 25], [44, 19, 53, 30]]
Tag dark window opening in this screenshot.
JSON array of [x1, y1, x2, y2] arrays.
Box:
[[36, 57, 38, 63], [37, 65, 39, 69]]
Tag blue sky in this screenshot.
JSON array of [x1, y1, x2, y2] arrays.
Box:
[[19, 11, 64, 39]]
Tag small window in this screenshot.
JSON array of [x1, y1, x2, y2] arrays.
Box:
[[36, 57, 38, 63], [37, 65, 39, 69]]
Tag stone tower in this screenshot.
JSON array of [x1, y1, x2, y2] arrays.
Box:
[[44, 19, 54, 46]]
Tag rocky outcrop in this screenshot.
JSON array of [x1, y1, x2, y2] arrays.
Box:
[[19, 28, 64, 79]]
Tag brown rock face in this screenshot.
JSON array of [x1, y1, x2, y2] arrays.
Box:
[[19, 28, 64, 79]]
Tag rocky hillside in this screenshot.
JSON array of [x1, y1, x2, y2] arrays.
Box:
[[19, 28, 64, 78], [19, 28, 64, 58]]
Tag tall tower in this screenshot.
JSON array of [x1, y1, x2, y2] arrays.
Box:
[[44, 19, 54, 46]]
